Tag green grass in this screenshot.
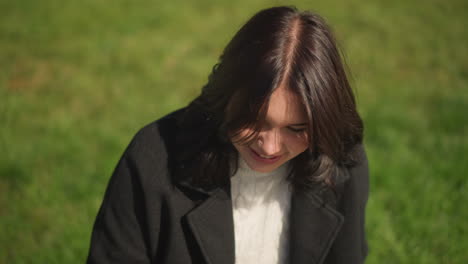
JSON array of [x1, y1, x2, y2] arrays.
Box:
[[1, 0, 467, 263]]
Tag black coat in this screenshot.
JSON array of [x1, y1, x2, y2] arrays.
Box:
[[87, 109, 369, 264]]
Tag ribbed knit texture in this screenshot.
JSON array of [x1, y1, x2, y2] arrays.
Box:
[[230, 158, 292, 264]]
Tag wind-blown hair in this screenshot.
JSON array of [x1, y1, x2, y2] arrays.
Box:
[[176, 6, 363, 192]]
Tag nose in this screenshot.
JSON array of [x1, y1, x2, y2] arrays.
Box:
[[257, 129, 282, 156]]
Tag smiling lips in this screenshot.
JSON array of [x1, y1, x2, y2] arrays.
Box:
[[249, 147, 282, 164]]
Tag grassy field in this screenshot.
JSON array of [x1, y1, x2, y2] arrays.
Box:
[[1, 0, 467, 263]]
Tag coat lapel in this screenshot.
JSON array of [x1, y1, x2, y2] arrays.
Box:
[[181, 182, 235, 264], [289, 188, 344, 264], [178, 173, 343, 264]]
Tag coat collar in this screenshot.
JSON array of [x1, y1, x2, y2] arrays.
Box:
[[177, 178, 344, 264], [179, 180, 236, 264], [289, 188, 344, 264]]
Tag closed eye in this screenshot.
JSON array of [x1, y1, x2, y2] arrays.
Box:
[[287, 126, 307, 133]]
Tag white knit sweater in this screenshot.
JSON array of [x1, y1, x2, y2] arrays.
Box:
[[230, 158, 292, 264]]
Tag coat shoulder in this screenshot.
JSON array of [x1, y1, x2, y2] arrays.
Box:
[[121, 108, 187, 189], [341, 144, 369, 204], [325, 144, 369, 263], [129, 108, 185, 152]]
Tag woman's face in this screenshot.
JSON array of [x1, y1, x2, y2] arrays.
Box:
[[231, 86, 309, 173]]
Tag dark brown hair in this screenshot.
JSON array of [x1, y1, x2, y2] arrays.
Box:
[[177, 6, 363, 191]]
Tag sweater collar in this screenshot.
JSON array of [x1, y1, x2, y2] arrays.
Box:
[[233, 157, 290, 180]]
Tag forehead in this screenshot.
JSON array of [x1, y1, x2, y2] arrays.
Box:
[[265, 86, 307, 125]]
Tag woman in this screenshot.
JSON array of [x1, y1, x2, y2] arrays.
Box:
[[87, 6, 369, 264]]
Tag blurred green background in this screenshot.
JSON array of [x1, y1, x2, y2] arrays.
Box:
[[1, 0, 467, 263]]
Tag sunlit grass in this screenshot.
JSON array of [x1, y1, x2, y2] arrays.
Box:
[[1, 0, 467, 263]]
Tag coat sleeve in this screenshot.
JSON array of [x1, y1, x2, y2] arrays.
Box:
[[87, 125, 165, 264], [326, 145, 370, 263]]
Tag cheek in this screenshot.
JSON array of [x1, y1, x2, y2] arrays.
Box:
[[284, 133, 309, 155]]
